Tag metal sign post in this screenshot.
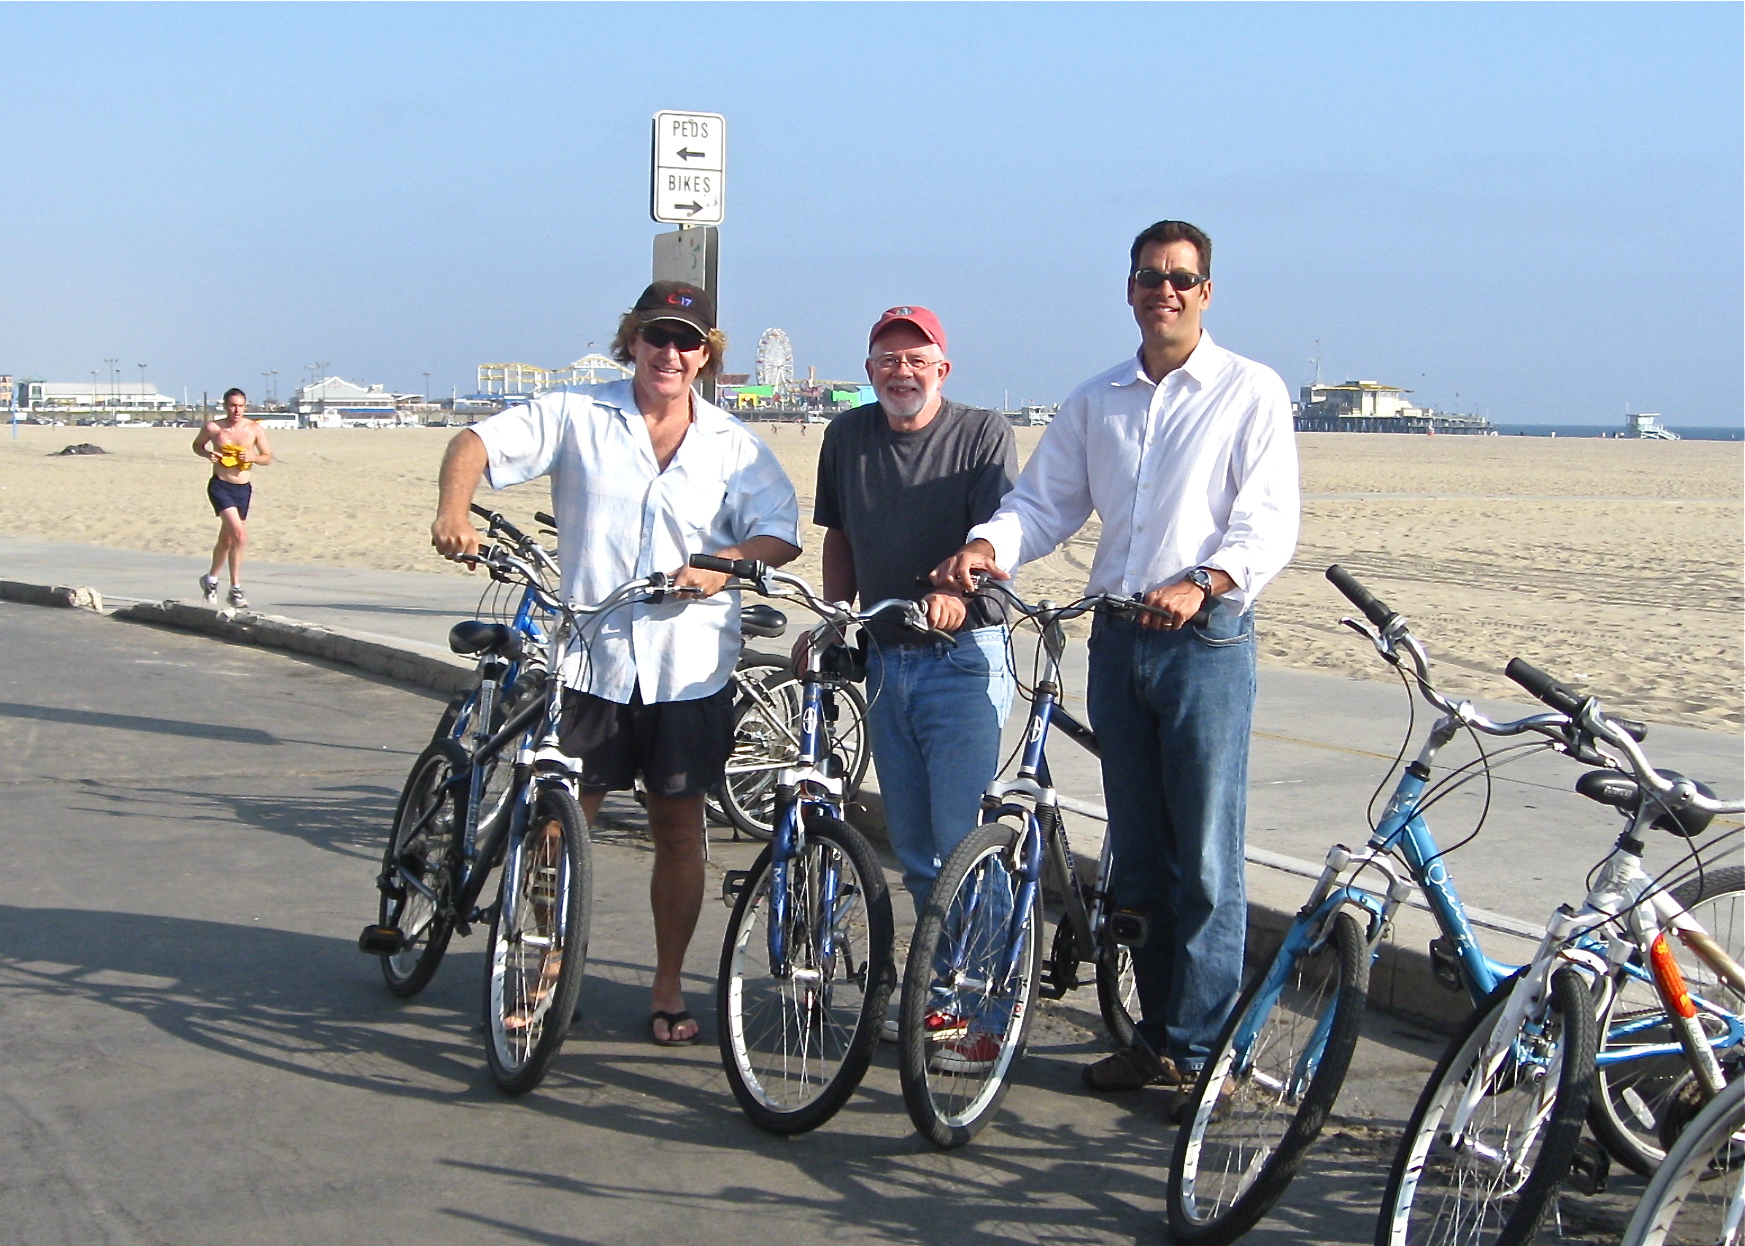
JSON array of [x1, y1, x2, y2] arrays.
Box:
[[651, 110, 725, 404]]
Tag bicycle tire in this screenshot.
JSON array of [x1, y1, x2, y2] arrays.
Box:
[[718, 663, 870, 841], [1169, 908, 1370, 1243], [481, 784, 592, 1095], [717, 814, 893, 1134], [1621, 1076, 1745, 1246], [1096, 942, 1141, 1051], [898, 822, 1044, 1149], [376, 740, 466, 998], [1377, 965, 1597, 1246], [1590, 864, 1745, 1176]]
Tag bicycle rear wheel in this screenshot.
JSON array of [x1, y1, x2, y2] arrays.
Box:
[[1590, 864, 1745, 1175], [1621, 1076, 1745, 1246], [1169, 908, 1369, 1243], [898, 822, 1044, 1149], [1377, 965, 1597, 1246], [376, 741, 465, 997], [1096, 942, 1141, 1051], [716, 661, 869, 841], [481, 784, 592, 1095], [717, 815, 893, 1134]]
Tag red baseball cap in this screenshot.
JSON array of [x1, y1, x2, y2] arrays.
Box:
[[868, 305, 947, 354]]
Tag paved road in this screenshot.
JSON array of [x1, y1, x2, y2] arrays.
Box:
[[0, 599, 1659, 1244]]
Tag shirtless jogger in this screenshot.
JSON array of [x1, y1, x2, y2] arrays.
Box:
[[192, 387, 273, 609]]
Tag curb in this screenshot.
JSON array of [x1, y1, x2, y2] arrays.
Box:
[[0, 579, 103, 611], [112, 599, 477, 697], [5, 577, 1484, 1033]]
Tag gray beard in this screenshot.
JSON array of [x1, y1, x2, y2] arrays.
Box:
[[880, 389, 927, 418]]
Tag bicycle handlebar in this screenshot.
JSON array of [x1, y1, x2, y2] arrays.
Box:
[[1505, 658, 1648, 743], [1326, 564, 1398, 631], [685, 556, 952, 644]]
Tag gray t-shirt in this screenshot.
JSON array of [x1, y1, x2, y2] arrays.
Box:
[[814, 399, 1018, 644]]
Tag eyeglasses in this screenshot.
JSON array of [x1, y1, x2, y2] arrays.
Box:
[[870, 352, 944, 372], [641, 324, 707, 352], [1131, 268, 1209, 292]]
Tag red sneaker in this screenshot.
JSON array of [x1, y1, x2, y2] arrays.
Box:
[[923, 1008, 967, 1041], [930, 1031, 1002, 1074]]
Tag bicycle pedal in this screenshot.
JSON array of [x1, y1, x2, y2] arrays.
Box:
[[721, 869, 751, 908], [1428, 937, 1464, 992], [357, 925, 405, 955], [1107, 908, 1150, 948], [1566, 1136, 1610, 1196]]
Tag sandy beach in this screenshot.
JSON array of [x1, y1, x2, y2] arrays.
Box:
[[2, 423, 1739, 731]]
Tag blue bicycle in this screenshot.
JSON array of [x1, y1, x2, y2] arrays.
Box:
[[1166, 566, 1745, 1244], [695, 554, 946, 1135]]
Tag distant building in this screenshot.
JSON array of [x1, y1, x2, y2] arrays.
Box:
[[15, 380, 175, 418], [1623, 413, 1678, 441], [1294, 380, 1494, 435], [294, 376, 412, 426]]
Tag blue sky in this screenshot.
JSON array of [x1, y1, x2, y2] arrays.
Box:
[[1, 2, 1739, 424]]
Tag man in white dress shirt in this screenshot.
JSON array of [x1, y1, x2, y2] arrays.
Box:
[[431, 281, 801, 1047], [934, 221, 1299, 1095]]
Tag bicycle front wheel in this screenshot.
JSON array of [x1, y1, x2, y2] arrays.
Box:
[[1377, 965, 1597, 1246], [717, 815, 894, 1134], [898, 822, 1044, 1149], [1169, 908, 1369, 1243], [1590, 863, 1745, 1176], [376, 741, 466, 997], [1621, 1076, 1745, 1246], [481, 784, 592, 1095]]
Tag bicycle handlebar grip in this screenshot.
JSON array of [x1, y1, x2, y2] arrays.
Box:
[[469, 503, 496, 522], [688, 553, 764, 580], [1325, 564, 1396, 629], [534, 510, 557, 529], [1612, 716, 1649, 743], [1504, 657, 1584, 716]]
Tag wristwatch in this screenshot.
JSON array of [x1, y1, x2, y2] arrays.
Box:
[[1185, 567, 1215, 602]]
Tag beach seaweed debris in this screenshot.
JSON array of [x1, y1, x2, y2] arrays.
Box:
[[51, 443, 107, 456]]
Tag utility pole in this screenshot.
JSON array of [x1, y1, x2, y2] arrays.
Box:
[[137, 363, 148, 416], [104, 358, 118, 417]]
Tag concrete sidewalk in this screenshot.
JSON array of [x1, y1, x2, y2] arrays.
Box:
[[8, 534, 1741, 1029]]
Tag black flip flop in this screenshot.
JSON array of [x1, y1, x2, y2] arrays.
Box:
[[649, 1009, 700, 1047]]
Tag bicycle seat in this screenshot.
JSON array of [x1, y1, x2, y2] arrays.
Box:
[[448, 620, 524, 660], [739, 604, 787, 639], [1574, 768, 1717, 838]]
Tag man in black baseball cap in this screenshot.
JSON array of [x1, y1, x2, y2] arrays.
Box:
[[430, 278, 799, 1048]]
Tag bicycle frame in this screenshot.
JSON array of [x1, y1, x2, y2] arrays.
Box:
[[762, 648, 850, 979]]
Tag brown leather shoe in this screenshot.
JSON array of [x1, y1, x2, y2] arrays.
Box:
[[1081, 1043, 1186, 1092]]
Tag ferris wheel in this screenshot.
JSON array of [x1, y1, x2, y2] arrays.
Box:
[[755, 329, 794, 388]]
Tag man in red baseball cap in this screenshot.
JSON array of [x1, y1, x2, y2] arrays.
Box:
[[811, 305, 1018, 1064]]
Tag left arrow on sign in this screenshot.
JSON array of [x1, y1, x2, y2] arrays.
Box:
[[677, 148, 706, 161]]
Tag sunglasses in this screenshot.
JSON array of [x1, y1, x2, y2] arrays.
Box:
[[1131, 268, 1209, 292], [641, 324, 707, 352]]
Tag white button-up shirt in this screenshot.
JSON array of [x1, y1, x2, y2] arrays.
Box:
[[473, 380, 800, 704], [969, 332, 1299, 613]]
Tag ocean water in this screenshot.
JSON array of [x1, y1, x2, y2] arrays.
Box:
[[1496, 424, 1743, 441]]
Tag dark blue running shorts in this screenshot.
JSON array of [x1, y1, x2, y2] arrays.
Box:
[[208, 478, 252, 519]]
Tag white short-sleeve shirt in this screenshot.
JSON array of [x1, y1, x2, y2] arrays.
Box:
[[472, 380, 800, 704]]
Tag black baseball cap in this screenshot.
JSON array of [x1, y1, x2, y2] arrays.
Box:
[[633, 281, 716, 334]]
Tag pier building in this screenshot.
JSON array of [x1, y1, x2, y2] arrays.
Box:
[[1293, 380, 1494, 434]]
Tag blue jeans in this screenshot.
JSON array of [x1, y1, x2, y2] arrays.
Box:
[[864, 625, 1015, 907], [1087, 603, 1255, 1069]]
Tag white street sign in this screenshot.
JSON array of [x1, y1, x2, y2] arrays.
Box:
[[651, 110, 725, 225]]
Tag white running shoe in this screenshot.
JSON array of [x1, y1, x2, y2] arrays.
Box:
[[199, 574, 219, 605], [227, 586, 249, 609]]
